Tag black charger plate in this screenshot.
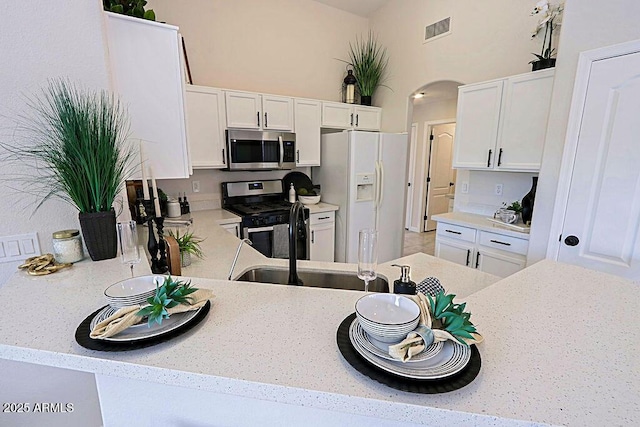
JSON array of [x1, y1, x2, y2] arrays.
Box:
[[336, 313, 481, 393], [75, 301, 210, 352]]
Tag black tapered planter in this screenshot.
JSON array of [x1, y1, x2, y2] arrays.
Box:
[[521, 177, 538, 225], [79, 210, 117, 261], [360, 95, 372, 106], [531, 58, 556, 71]]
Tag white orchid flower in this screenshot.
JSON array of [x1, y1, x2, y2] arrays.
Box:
[[532, 0, 550, 15]]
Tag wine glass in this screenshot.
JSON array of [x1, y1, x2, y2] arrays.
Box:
[[357, 229, 378, 292], [117, 220, 141, 277]]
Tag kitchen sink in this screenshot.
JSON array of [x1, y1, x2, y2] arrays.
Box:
[[235, 268, 389, 293]]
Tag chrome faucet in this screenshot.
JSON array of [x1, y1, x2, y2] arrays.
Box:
[[227, 238, 252, 280], [288, 201, 305, 285]]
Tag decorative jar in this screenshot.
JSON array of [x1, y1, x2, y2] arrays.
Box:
[[52, 229, 84, 264]]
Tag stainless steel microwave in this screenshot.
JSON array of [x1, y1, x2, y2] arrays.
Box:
[[225, 130, 296, 171]]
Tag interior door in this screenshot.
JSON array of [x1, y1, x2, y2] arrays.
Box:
[[557, 50, 640, 279], [424, 123, 456, 231]]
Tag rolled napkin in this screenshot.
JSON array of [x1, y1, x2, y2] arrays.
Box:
[[90, 288, 214, 339], [388, 293, 483, 362]]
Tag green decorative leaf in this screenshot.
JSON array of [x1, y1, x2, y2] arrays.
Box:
[[136, 276, 198, 326], [144, 9, 156, 21]]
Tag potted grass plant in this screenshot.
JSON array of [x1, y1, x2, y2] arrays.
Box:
[[1, 79, 136, 261], [344, 31, 390, 106], [168, 229, 204, 267]]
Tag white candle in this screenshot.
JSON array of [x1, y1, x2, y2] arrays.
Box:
[[140, 141, 150, 200], [150, 166, 161, 216]]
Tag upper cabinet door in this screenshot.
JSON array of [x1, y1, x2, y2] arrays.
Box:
[[105, 12, 190, 179], [225, 90, 261, 129], [185, 85, 226, 169], [496, 69, 554, 171], [321, 101, 353, 129], [294, 99, 321, 167], [353, 106, 382, 131], [452, 80, 504, 169], [262, 95, 294, 131]]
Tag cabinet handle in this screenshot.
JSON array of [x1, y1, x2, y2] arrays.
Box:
[[318, 216, 330, 220], [356, 114, 359, 127], [296, 149, 300, 163], [350, 113, 354, 126], [490, 239, 511, 246], [465, 249, 470, 266], [257, 112, 260, 127], [264, 112, 268, 128], [475, 252, 481, 268], [497, 148, 503, 166], [222, 148, 226, 165], [311, 230, 315, 243], [487, 149, 493, 167], [445, 229, 462, 235]]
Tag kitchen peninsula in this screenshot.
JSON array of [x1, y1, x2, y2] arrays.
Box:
[[0, 215, 638, 426]]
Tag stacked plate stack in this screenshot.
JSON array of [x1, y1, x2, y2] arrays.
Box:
[[104, 275, 163, 309], [355, 294, 420, 343]]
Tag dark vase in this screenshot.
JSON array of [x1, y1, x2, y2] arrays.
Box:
[[531, 58, 556, 71], [78, 210, 117, 261], [360, 95, 372, 106], [521, 177, 538, 225]]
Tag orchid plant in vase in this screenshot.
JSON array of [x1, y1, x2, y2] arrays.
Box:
[[530, 0, 564, 71]]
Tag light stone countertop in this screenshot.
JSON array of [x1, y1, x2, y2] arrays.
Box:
[[2, 209, 638, 425], [433, 212, 531, 240]]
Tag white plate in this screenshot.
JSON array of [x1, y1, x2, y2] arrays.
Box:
[[351, 320, 443, 363], [104, 275, 165, 299], [89, 305, 201, 342], [349, 319, 471, 379]]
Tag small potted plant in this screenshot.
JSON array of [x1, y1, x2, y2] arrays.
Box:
[[343, 31, 390, 106], [168, 229, 204, 267], [530, 1, 564, 71], [103, 0, 156, 21]]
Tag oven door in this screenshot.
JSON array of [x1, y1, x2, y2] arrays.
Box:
[[243, 223, 308, 260]]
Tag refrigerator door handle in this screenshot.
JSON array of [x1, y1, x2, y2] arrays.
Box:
[[374, 161, 381, 208], [379, 161, 385, 206]]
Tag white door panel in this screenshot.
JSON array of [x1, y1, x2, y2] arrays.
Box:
[[558, 51, 640, 278], [426, 123, 456, 231]]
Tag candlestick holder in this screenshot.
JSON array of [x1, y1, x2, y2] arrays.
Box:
[[147, 216, 169, 274]]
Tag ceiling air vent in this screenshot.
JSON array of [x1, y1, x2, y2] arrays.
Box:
[[424, 17, 451, 43]]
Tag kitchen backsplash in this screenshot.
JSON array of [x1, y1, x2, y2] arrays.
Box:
[[453, 170, 538, 216], [156, 168, 311, 211]]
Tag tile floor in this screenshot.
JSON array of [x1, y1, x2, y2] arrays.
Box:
[[402, 230, 436, 256]]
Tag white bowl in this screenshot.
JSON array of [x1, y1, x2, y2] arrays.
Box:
[[104, 275, 164, 299], [298, 195, 320, 205], [355, 294, 420, 325]]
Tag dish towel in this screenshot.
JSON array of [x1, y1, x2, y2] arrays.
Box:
[[388, 293, 483, 362], [272, 223, 289, 259], [90, 288, 215, 340]]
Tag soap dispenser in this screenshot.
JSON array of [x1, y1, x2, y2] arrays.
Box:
[[288, 183, 296, 203], [391, 264, 416, 295]]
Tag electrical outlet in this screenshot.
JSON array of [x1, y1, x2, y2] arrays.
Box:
[[192, 181, 200, 193], [461, 182, 469, 193], [495, 184, 503, 196]]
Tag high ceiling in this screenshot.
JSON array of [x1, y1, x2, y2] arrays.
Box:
[[313, 0, 389, 18]]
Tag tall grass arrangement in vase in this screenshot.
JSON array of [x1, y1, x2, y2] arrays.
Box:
[[1, 79, 136, 260], [345, 31, 389, 106]]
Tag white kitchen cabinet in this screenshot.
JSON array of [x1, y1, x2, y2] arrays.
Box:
[[452, 69, 554, 172], [225, 90, 293, 131], [293, 99, 321, 166], [309, 211, 335, 262], [105, 12, 190, 179], [321, 101, 381, 131], [221, 223, 240, 238], [185, 85, 226, 169], [434, 221, 528, 278]]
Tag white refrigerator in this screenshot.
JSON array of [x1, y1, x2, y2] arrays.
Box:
[[312, 130, 409, 263]]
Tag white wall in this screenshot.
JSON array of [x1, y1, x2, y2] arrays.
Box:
[[0, 0, 111, 285], [147, 0, 369, 101], [527, 0, 640, 263]]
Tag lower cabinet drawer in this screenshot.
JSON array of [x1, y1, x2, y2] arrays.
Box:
[[436, 222, 476, 243], [310, 211, 335, 225], [478, 231, 528, 255]]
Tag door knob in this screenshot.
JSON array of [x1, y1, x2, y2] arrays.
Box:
[[564, 235, 579, 246]]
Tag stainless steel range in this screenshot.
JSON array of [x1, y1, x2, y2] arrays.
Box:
[[222, 180, 308, 259]]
